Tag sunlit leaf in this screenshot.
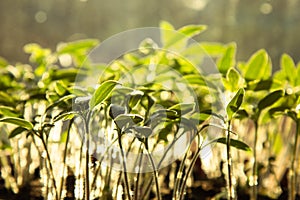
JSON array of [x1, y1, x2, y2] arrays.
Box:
[[244, 49, 271, 81], [128, 90, 144, 109], [281, 53, 296, 85], [226, 88, 245, 120], [0, 117, 33, 130], [0, 106, 19, 117], [57, 39, 99, 55], [54, 80, 67, 96], [54, 111, 78, 122], [183, 74, 207, 86], [217, 43, 236, 74], [169, 103, 195, 115], [89, 80, 119, 109], [178, 25, 207, 38]]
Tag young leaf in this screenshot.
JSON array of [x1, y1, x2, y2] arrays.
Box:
[[109, 104, 126, 119], [226, 88, 245, 120], [89, 80, 119, 109], [54, 111, 78, 122], [9, 127, 28, 138], [178, 25, 207, 38], [114, 114, 143, 130], [214, 137, 252, 151], [224, 68, 243, 91], [0, 117, 34, 130], [131, 126, 152, 139], [0, 106, 19, 117], [169, 103, 195, 115], [257, 90, 284, 111], [280, 54, 296, 85], [217, 43, 236, 74], [244, 49, 271, 81]]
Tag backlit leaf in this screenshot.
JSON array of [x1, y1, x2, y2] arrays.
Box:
[[89, 80, 119, 109], [0, 117, 33, 130]]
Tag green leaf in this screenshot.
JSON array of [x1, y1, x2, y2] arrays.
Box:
[[226, 88, 245, 120], [9, 127, 27, 138], [169, 103, 195, 115], [57, 39, 99, 55], [257, 90, 284, 111], [0, 117, 34, 130], [0, 106, 19, 117], [54, 111, 78, 122], [224, 68, 243, 91], [214, 137, 252, 151], [160, 21, 206, 49], [183, 74, 207, 86], [54, 81, 67, 96], [114, 114, 143, 130], [244, 49, 271, 81], [89, 80, 120, 109], [217, 43, 236, 74], [247, 79, 282, 91], [178, 24, 207, 38], [46, 94, 75, 112], [200, 42, 226, 56], [109, 104, 126, 119], [128, 90, 144, 109], [131, 126, 152, 138], [280, 53, 296, 85]]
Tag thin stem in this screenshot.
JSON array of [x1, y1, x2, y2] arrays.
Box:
[[118, 132, 132, 200], [134, 143, 144, 200], [83, 111, 91, 200], [58, 119, 73, 200], [226, 120, 234, 200], [91, 138, 118, 191], [289, 119, 300, 200], [40, 133, 59, 200], [144, 139, 161, 200], [251, 121, 258, 200], [178, 147, 201, 200]]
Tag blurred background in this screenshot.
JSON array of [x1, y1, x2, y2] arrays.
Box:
[[0, 0, 299, 70]]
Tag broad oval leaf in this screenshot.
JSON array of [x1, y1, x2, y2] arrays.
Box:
[[281, 53, 296, 85], [257, 90, 284, 111], [217, 43, 236, 75], [0, 117, 34, 130], [89, 80, 120, 109], [244, 49, 271, 81]]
